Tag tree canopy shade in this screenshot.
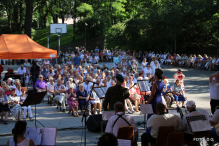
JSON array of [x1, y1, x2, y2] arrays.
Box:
[[0, 34, 57, 59]]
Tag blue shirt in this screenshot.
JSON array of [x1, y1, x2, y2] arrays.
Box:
[[73, 57, 81, 65]]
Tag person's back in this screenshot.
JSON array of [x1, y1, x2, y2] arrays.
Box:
[[148, 114, 183, 138], [9, 138, 30, 146], [104, 85, 129, 110]]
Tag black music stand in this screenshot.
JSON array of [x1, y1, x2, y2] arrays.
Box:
[[22, 92, 46, 127]]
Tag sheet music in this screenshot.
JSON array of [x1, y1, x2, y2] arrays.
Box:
[[118, 139, 131, 146], [94, 88, 105, 98], [102, 111, 115, 121], [140, 104, 154, 114], [137, 80, 149, 92], [41, 128, 57, 145], [9, 97, 20, 102], [168, 109, 178, 115], [189, 120, 211, 132], [101, 86, 108, 94], [25, 128, 42, 145]]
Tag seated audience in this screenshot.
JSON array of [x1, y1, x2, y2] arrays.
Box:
[[66, 84, 78, 117], [9, 89, 22, 121], [141, 103, 184, 146], [89, 85, 101, 114], [172, 79, 186, 108], [20, 87, 33, 121], [35, 75, 47, 92], [0, 88, 10, 124], [54, 79, 66, 112]]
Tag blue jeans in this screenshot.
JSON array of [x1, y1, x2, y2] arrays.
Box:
[[173, 94, 186, 101]]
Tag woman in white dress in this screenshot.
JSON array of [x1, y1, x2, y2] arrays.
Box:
[[89, 86, 101, 114], [141, 58, 147, 71], [7, 121, 35, 146], [143, 63, 152, 78], [9, 89, 22, 121]]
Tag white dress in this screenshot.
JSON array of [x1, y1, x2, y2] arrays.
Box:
[[9, 96, 22, 119], [9, 138, 30, 146], [90, 91, 100, 104]]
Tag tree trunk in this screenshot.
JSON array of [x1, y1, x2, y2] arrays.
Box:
[[19, 0, 23, 33], [62, 16, 64, 23], [25, 0, 34, 38], [73, 0, 77, 42], [6, 8, 12, 34]]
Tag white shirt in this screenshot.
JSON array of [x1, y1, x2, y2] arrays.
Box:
[[143, 67, 152, 76], [9, 138, 30, 146], [133, 78, 137, 84], [95, 56, 99, 61], [122, 72, 126, 76], [83, 82, 93, 92], [211, 109, 219, 136], [107, 81, 111, 87], [182, 111, 205, 134], [148, 114, 184, 138], [209, 79, 219, 100], [163, 54, 167, 59], [16, 88, 22, 96], [105, 112, 138, 137], [17, 67, 26, 75], [47, 82, 55, 95]]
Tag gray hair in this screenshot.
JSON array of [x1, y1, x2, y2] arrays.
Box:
[[114, 102, 124, 112], [68, 84, 74, 89], [68, 78, 73, 81], [49, 77, 53, 81]]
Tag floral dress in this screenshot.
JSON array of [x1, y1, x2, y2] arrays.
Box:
[[9, 95, 22, 119], [66, 89, 79, 112]]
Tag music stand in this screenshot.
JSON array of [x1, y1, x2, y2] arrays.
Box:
[[137, 80, 150, 129], [22, 92, 47, 127]]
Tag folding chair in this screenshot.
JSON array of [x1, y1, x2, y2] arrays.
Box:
[[150, 126, 175, 146], [117, 126, 134, 146], [166, 132, 184, 146]]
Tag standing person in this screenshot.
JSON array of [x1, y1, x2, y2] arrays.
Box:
[[6, 121, 35, 146], [147, 69, 164, 128], [73, 53, 81, 66], [17, 65, 26, 87], [103, 74, 130, 110], [30, 62, 41, 93], [209, 72, 219, 114]]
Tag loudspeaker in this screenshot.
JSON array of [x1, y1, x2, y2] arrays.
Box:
[[87, 114, 108, 133]]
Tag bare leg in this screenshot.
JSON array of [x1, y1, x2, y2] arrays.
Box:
[[98, 103, 101, 112], [93, 104, 97, 114]]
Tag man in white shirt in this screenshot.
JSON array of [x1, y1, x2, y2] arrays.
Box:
[[17, 64, 26, 86], [106, 76, 111, 87], [47, 77, 55, 104], [182, 100, 206, 142], [209, 72, 219, 114], [141, 103, 184, 146], [83, 77, 93, 92], [105, 102, 138, 145]]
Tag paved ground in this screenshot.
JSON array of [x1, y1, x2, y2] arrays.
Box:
[[0, 63, 215, 145]]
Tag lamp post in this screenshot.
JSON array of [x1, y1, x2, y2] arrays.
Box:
[[168, 1, 176, 53], [85, 23, 88, 48]]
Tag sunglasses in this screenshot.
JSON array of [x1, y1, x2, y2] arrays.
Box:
[[39, 77, 43, 78]]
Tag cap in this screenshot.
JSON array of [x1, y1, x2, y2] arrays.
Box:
[[186, 100, 196, 108], [116, 74, 124, 83]]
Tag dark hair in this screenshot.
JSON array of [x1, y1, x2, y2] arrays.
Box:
[[114, 102, 124, 112], [97, 133, 118, 146], [156, 103, 165, 113], [12, 121, 27, 146], [155, 68, 163, 80]]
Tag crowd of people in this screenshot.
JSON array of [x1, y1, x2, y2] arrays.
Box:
[[0, 47, 219, 146]]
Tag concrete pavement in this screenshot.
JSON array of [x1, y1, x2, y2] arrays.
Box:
[[0, 63, 215, 145]]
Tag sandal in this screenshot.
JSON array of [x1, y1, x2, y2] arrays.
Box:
[[29, 117, 34, 121], [4, 121, 8, 125]]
